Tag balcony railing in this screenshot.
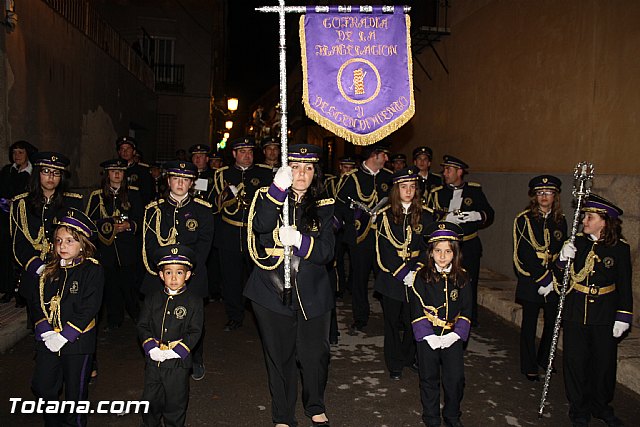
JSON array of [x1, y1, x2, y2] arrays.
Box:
[[153, 64, 185, 93], [43, 0, 155, 90]]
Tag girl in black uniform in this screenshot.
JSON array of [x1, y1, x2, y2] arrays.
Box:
[[245, 144, 334, 427], [31, 208, 103, 427], [375, 167, 434, 380], [409, 221, 471, 427], [512, 175, 567, 381], [557, 194, 632, 427]]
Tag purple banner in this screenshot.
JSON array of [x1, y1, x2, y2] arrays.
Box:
[[300, 10, 414, 146]]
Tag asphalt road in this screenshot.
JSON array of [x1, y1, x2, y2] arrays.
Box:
[[1, 292, 639, 426]]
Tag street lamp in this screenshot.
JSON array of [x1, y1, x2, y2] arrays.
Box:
[[227, 97, 238, 112], [225, 120, 233, 130]]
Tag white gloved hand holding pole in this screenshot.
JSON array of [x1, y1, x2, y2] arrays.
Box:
[[559, 241, 577, 262], [279, 225, 302, 248], [273, 166, 293, 190]]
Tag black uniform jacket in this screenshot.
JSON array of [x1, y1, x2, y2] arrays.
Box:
[[138, 286, 203, 369], [0, 163, 31, 199], [32, 258, 104, 355], [125, 161, 153, 205], [323, 174, 339, 199], [556, 233, 633, 326], [211, 164, 273, 248], [417, 172, 442, 199], [10, 191, 84, 277], [409, 269, 472, 342], [141, 195, 214, 298], [374, 204, 435, 302], [85, 187, 143, 268], [428, 182, 494, 244], [244, 184, 335, 320], [513, 209, 567, 303], [193, 168, 215, 204], [335, 166, 393, 246]]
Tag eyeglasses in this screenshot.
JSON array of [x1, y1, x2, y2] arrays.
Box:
[[40, 168, 62, 177], [536, 190, 555, 196]]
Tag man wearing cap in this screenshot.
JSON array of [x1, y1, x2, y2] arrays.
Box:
[[413, 146, 442, 198], [1, 140, 38, 304], [208, 151, 224, 171], [556, 194, 632, 427], [141, 160, 214, 380], [513, 175, 567, 382], [390, 153, 407, 172], [427, 155, 494, 327], [189, 144, 215, 203], [211, 137, 273, 332], [259, 136, 281, 175], [149, 162, 167, 200], [336, 141, 393, 332], [116, 136, 154, 204]]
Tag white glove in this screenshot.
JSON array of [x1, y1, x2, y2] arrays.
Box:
[[559, 241, 576, 262], [458, 211, 482, 223], [40, 330, 56, 341], [162, 349, 181, 360], [537, 283, 554, 297], [613, 321, 630, 338], [403, 271, 416, 287], [424, 335, 441, 350], [370, 213, 378, 224], [273, 166, 293, 190], [149, 347, 166, 362], [228, 185, 239, 197], [44, 333, 68, 353], [444, 212, 461, 224], [440, 332, 461, 349], [279, 225, 302, 248]]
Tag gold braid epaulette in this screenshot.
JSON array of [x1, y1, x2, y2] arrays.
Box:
[[247, 188, 284, 271], [194, 198, 213, 208], [316, 198, 334, 207]]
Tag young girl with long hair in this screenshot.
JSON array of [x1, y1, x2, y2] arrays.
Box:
[[409, 221, 471, 427], [31, 208, 104, 427]]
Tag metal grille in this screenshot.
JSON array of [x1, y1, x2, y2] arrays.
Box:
[[156, 114, 177, 161]]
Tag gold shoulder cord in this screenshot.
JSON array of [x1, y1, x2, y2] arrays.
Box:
[[569, 248, 599, 289], [376, 212, 412, 272], [513, 213, 550, 276], [247, 188, 284, 271], [352, 174, 377, 206], [39, 269, 68, 332], [142, 204, 177, 275], [410, 273, 444, 321], [13, 199, 48, 258]]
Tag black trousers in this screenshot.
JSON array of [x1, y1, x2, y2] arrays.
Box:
[[219, 248, 253, 323], [192, 316, 205, 366], [563, 321, 618, 423], [252, 302, 331, 427], [104, 264, 139, 328], [381, 295, 415, 373], [206, 246, 222, 299], [417, 339, 465, 426], [335, 239, 352, 294], [519, 299, 557, 374], [460, 238, 481, 325], [31, 351, 92, 427], [141, 364, 190, 427], [350, 233, 377, 327]]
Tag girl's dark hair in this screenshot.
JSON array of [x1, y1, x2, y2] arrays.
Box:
[[42, 226, 97, 281], [388, 182, 422, 229], [419, 240, 468, 287], [101, 170, 130, 207], [599, 214, 623, 247], [526, 190, 564, 224], [27, 165, 69, 211], [292, 163, 324, 233]]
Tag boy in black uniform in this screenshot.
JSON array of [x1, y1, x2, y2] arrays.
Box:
[[427, 155, 494, 326], [139, 244, 204, 427], [117, 136, 154, 205], [190, 144, 215, 203], [413, 146, 442, 198]]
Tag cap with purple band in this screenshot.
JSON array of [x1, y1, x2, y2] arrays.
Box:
[[582, 193, 623, 219], [288, 144, 322, 163], [56, 208, 97, 239], [425, 221, 464, 243], [163, 160, 198, 179]]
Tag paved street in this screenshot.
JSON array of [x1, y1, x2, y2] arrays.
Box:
[[1, 291, 640, 426]]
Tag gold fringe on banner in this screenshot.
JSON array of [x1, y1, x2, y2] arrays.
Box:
[[300, 14, 415, 147]]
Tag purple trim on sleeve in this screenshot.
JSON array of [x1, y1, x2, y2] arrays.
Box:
[[454, 318, 471, 341], [393, 264, 410, 281], [35, 319, 53, 341], [616, 312, 633, 324], [293, 234, 311, 258], [60, 323, 81, 343], [411, 319, 434, 342], [268, 183, 287, 203], [536, 271, 552, 287], [26, 257, 45, 276], [173, 343, 190, 359], [142, 339, 159, 355]]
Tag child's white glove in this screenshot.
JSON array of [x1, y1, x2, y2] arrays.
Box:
[[149, 347, 166, 362], [403, 271, 416, 287], [424, 335, 441, 350], [162, 349, 181, 360], [440, 332, 461, 349], [613, 321, 630, 338], [537, 283, 554, 297], [44, 333, 68, 353], [559, 241, 577, 261]]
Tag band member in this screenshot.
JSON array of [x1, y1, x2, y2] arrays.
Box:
[[413, 146, 442, 198], [149, 161, 167, 200], [10, 152, 83, 310], [427, 155, 494, 326], [390, 153, 407, 172], [86, 159, 143, 330], [336, 142, 392, 332], [138, 244, 203, 427], [513, 175, 566, 381], [209, 152, 224, 170], [142, 160, 214, 381], [375, 167, 435, 380], [245, 144, 334, 427], [31, 209, 103, 427], [260, 136, 281, 174], [117, 136, 154, 204], [190, 144, 215, 202], [410, 221, 471, 427], [211, 137, 272, 331], [557, 194, 632, 427], [1, 140, 37, 305]]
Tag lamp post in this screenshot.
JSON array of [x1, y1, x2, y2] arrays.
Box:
[[210, 96, 239, 150]]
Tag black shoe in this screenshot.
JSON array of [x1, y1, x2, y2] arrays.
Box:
[[594, 416, 623, 427], [408, 361, 419, 373], [191, 363, 205, 381], [224, 320, 242, 332], [444, 420, 464, 427], [571, 420, 589, 427], [389, 371, 402, 380], [0, 293, 13, 303], [525, 374, 540, 382], [348, 323, 365, 334]]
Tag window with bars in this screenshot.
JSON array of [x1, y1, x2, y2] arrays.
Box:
[[156, 114, 177, 161]]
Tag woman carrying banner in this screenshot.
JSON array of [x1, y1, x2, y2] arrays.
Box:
[[245, 144, 334, 427]]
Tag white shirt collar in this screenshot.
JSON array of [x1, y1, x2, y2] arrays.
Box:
[[361, 161, 379, 176], [435, 264, 452, 273], [12, 161, 33, 174]]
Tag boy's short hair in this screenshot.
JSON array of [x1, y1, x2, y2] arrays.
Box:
[[153, 245, 196, 271]]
